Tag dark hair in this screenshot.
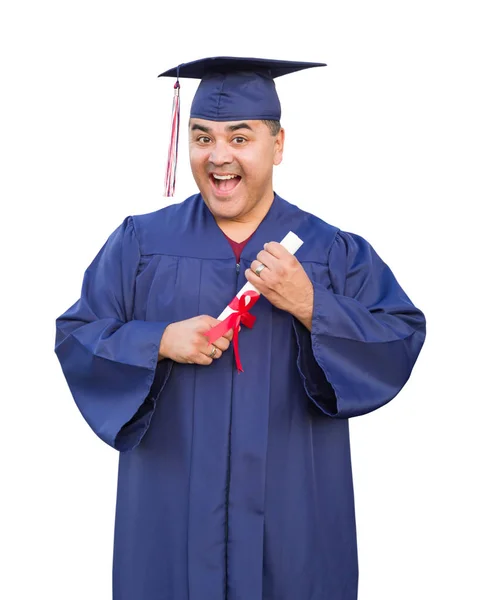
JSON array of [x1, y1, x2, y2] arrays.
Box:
[[261, 120, 281, 136], [188, 118, 281, 136]]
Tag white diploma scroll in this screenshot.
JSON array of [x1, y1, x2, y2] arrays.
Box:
[[217, 231, 304, 321]]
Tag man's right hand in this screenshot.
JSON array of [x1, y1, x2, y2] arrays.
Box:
[[158, 315, 233, 365]]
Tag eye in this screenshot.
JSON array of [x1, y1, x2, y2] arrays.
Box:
[[233, 136, 247, 144], [197, 136, 212, 144]]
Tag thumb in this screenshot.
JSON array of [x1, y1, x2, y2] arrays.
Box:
[[200, 315, 225, 332], [223, 327, 235, 341]]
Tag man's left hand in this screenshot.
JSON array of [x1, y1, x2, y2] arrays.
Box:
[[245, 242, 314, 331]]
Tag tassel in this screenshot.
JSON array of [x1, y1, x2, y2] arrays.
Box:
[[164, 80, 180, 197]]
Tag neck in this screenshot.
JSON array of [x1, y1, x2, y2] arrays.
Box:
[[215, 190, 275, 242]]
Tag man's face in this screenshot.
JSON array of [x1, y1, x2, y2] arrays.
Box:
[[189, 119, 284, 222]]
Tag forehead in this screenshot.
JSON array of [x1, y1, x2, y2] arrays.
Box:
[[189, 118, 266, 133]]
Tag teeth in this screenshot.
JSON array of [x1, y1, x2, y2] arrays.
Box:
[[213, 174, 238, 180]]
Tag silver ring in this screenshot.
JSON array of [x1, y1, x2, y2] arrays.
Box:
[[254, 263, 266, 277], [209, 345, 217, 358]]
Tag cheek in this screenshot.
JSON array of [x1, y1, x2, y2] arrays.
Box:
[[246, 154, 274, 184], [240, 148, 272, 178], [189, 150, 208, 177]]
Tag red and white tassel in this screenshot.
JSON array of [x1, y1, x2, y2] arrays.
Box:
[[164, 81, 180, 197]]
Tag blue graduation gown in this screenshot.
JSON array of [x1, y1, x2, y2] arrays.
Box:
[[55, 194, 426, 600]]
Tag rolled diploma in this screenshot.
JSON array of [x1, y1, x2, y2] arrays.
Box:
[[217, 231, 304, 320]]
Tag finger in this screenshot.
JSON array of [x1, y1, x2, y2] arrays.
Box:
[[200, 314, 236, 334], [212, 337, 230, 352], [245, 267, 268, 291], [255, 249, 279, 271], [263, 241, 292, 259], [199, 339, 224, 358], [200, 318, 233, 345], [190, 347, 220, 365], [193, 354, 213, 366], [210, 345, 223, 359], [250, 259, 271, 282], [206, 324, 233, 342], [186, 350, 212, 366], [202, 345, 222, 362], [199, 315, 223, 330]]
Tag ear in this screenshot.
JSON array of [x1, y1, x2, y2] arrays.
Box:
[[273, 128, 285, 166]]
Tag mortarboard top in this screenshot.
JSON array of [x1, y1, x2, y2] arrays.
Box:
[[159, 56, 326, 195], [158, 56, 326, 122]]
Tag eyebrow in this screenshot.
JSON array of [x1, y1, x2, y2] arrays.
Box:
[[190, 122, 254, 134], [190, 123, 212, 133], [225, 122, 253, 132]]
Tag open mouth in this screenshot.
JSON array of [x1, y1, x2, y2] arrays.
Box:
[[209, 173, 242, 195]]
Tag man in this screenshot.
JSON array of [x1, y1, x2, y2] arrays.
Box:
[[55, 57, 426, 600]]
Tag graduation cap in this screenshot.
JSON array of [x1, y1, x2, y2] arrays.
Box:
[[158, 56, 326, 196]]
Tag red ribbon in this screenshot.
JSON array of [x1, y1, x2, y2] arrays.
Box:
[[205, 291, 260, 372]]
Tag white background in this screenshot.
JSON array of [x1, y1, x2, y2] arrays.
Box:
[[1, 1, 486, 598]]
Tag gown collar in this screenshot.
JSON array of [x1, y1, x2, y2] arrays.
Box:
[[199, 193, 296, 263]]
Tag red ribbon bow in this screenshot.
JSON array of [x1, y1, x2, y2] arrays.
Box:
[[205, 291, 260, 372]]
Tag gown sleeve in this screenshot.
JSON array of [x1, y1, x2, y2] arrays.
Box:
[[293, 230, 426, 418], [54, 217, 173, 451]]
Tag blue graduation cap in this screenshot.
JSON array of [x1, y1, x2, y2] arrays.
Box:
[[158, 56, 326, 196]]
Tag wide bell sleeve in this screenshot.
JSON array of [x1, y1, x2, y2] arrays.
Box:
[[293, 230, 426, 418], [54, 217, 173, 451]]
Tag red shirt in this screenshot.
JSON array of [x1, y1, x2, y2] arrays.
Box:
[[224, 232, 254, 264]]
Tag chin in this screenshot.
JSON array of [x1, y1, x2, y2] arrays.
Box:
[[201, 189, 245, 217], [207, 199, 245, 221]]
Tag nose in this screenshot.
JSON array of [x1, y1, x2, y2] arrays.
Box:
[[209, 140, 232, 166]]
